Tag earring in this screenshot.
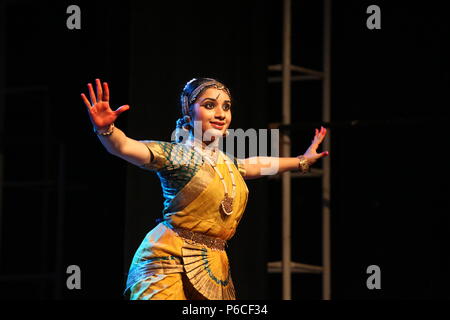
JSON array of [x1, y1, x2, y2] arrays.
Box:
[[182, 115, 191, 131]]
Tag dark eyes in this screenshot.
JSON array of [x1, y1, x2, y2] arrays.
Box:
[[203, 102, 231, 111]]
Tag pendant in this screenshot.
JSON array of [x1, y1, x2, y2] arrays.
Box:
[[221, 194, 234, 215]]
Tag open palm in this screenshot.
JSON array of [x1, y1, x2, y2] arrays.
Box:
[[81, 78, 129, 130], [303, 126, 329, 165]]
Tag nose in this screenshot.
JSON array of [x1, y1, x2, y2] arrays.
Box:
[[215, 107, 226, 119]]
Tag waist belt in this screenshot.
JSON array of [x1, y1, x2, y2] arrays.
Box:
[[172, 227, 227, 251]]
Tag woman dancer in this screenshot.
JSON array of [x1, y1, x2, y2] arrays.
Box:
[[80, 77, 329, 300]]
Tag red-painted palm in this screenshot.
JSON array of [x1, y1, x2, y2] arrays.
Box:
[[81, 78, 130, 130]]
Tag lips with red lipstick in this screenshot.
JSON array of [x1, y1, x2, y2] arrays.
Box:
[[210, 121, 225, 130]]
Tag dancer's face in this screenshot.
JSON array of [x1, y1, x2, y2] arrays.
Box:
[[190, 87, 232, 142]]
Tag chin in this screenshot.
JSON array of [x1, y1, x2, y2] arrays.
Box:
[[204, 127, 224, 138]]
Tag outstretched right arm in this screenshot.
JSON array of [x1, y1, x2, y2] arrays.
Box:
[[81, 78, 152, 167]]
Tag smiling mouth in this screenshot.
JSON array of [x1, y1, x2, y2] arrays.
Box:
[[210, 122, 225, 129]]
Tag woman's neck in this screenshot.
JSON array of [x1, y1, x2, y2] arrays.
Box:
[[186, 133, 219, 150]]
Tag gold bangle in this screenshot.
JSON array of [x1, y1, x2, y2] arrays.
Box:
[[94, 123, 115, 136], [297, 155, 310, 174]]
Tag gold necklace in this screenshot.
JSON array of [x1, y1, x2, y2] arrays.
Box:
[[189, 141, 236, 215]]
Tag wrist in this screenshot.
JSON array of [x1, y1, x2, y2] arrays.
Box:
[[297, 155, 310, 174], [94, 123, 115, 136]]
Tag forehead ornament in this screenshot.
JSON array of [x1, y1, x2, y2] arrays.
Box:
[[182, 80, 231, 116]]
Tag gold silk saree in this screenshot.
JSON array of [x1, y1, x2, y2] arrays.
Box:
[[125, 140, 248, 300]]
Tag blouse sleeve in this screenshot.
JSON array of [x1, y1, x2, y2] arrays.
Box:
[[233, 157, 247, 178], [139, 140, 172, 172]]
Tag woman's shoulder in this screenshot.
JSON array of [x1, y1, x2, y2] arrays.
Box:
[[137, 140, 178, 172], [140, 140, 194, 148], [139, 139, 176, 147], [139, 140, 182, 155], [139, 140, 200, 171]]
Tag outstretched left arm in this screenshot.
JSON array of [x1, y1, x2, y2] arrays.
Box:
[[241, 126, 329, 180]]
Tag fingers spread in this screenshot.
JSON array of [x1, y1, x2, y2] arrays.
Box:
[[88, 83, 97, 105]]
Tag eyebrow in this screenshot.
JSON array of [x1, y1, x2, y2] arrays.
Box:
[[201, 97, 232, 103]]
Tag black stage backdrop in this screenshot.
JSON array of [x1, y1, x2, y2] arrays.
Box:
[[1, 0, 131, 299], [0, 0, 449, 300], [330, 1, 450, 299]]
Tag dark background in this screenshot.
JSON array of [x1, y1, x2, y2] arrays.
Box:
[[0, 0, 449, 300]]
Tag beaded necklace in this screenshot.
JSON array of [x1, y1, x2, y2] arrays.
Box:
[[187, 139, 236, 215]]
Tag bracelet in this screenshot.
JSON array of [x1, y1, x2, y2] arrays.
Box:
[[297, 155, 310, 174], [94, 123, 115, 136]]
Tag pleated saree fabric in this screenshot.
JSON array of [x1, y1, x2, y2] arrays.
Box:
[[125, 140, 248, 300]]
